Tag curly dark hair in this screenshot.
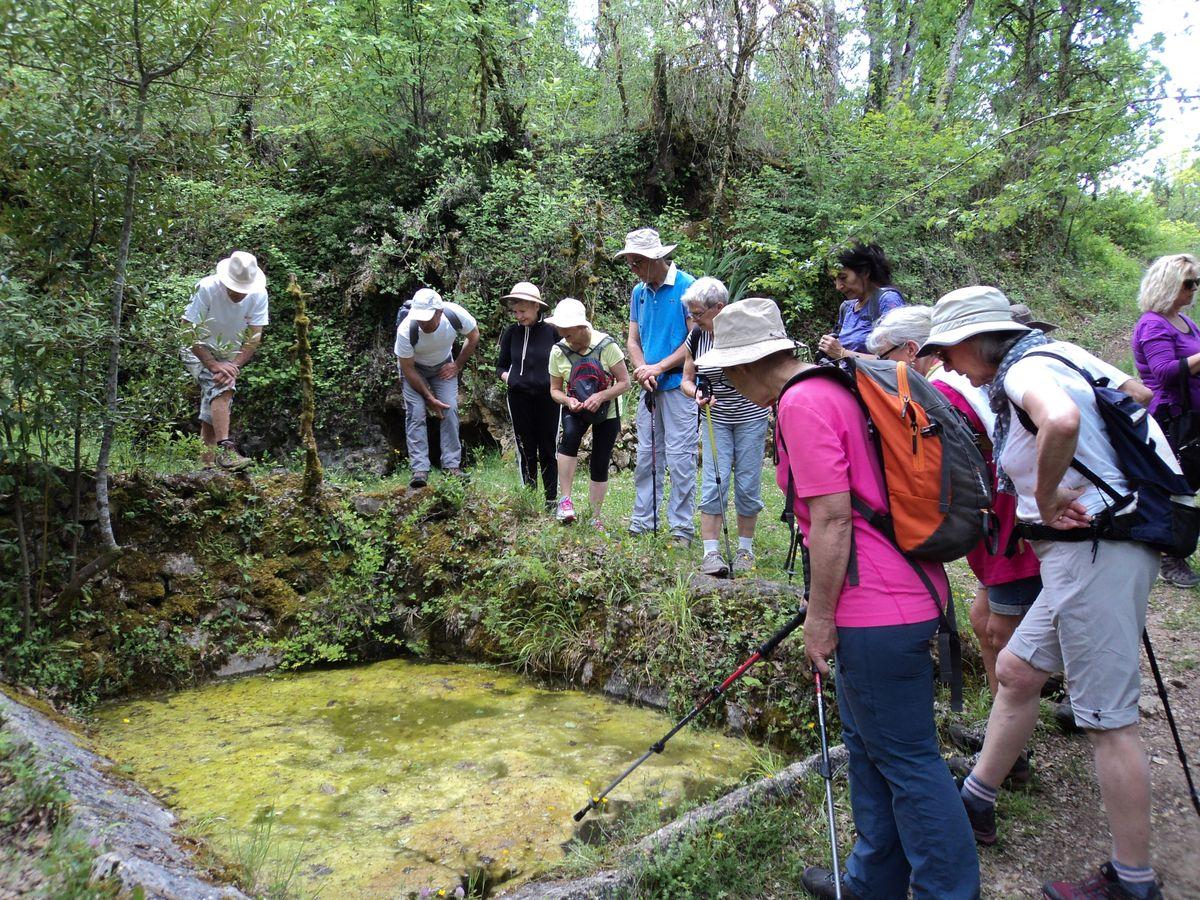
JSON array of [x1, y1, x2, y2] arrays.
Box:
[[835, 241, 893, 286]]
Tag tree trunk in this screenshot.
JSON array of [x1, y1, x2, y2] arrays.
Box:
[[288, 277, 324, 499], [934, 0, 975, 123], [648, 47, 676, 199], [712, 0, 759, 234], [95, 85, 147, 551], [597, 0, 630, 123], [864, 0, 887, 112], [886, 0, 924, 100], [818, 0, 839, 111], [1055, 0, 1081, 104], [69, 351, 85, 582]]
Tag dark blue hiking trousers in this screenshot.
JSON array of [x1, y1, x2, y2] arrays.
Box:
[[836, 619, 981, 900]]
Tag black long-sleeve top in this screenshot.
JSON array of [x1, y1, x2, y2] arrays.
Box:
[[496, 320, 557, 395]]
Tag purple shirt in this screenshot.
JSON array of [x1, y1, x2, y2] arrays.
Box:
[[1132, 311, 1200, 415]]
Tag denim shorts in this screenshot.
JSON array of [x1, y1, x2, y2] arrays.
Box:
[[182, 349, 235, 425], [699, 415, 768, 517], [986, 575, 1042, 616]]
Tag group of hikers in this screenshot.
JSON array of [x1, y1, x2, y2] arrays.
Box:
[[180, 239, 1200, 899]]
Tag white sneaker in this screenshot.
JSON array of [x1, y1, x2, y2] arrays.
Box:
[[732, 548, 755, 574], [700, 550, 729, 577], [556, 497, 576, 524]]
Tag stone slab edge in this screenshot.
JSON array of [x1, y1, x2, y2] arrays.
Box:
[[0, 690, 248, 900], [502, 744, 849, 899]]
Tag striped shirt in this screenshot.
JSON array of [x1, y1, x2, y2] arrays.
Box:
[[687, 328, 769, 426]]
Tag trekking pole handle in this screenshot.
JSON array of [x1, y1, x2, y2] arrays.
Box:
[[756, 606, 808, 661], [696, 374, 713, 401]]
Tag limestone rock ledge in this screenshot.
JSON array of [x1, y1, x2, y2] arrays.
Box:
[[0, 690, 247, 900]]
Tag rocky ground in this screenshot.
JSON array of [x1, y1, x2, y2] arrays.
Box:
[[977, 581, 1200, 898]]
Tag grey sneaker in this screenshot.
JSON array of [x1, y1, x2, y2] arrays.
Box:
[[216, 439, 251, 471], [1160, 555, 1200, 588], [700, 550, 729, 577], [409, 471, 429, 489], [732, 547, 755, 573]]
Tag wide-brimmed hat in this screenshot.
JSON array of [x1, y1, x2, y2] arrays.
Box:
[[408, 287, 445, 322], [694, 297, 797, 368], [614, 228, 676, 260], [216, 251, 266, 294], [501, 281, 547, 307], [1008, 302, 1057, 333], [917, 286, 1030, 356], [545, 297, 591, 329]]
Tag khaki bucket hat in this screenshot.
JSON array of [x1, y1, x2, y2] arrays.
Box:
[[917, 286, 1030, 356], [216, 251, 266, 294], [545, 297, 591, 329], [614, 228, 676, 259], [501, 281, 547, 307], [694, 297, 798, 368]]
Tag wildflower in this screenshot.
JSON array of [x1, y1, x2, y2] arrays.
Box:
[[438, 890, 446, 897], [122, 718, 131, 724], [454, 888, 465, 898], [714, 831, 725, 840]]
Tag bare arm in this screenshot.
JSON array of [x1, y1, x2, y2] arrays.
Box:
[[1020, 384, 1090, 528], [626, 321, 646, 371], [550, 374, 580, 412], [400, 356, 449, 410], [230, 326, 263, 370], [1117, 378, 1152, 407], [802, 491, 853, 675]]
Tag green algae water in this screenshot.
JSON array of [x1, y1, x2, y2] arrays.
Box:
[[92, 659, 756, 897]]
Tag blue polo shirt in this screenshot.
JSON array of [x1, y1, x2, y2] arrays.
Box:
[[629, 263, 695, 393]]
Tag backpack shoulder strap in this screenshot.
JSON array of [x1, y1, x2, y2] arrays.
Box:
[[558, 338, 579, 363], [409, 319, 420, 347], [835, 300, 851, 335], [592, 335, 615, 357], [444, 307, 464, 332]]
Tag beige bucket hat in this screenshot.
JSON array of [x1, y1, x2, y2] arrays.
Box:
[[694, 297, 798, 368], [614, 228, 676, 260], [500, 281, 547, 306], [545, 297, 591, 329], [216, 251, 266, 294], [917, 286, 1030, 356]]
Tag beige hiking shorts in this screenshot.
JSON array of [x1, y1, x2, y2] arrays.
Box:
[[1006, 538, 1158, 731]]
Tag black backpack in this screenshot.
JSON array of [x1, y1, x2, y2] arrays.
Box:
[[561, 336, 616, 424], [396, 301, 464, 347], [1009, 351, 1200, 558]]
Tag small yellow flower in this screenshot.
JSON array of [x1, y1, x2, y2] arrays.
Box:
[[714, 831, 725, 840], [438, 890, 446, 897], [807, 722, 815, 729], [601, 797, 609, 804], [122, 718, 131, 724]]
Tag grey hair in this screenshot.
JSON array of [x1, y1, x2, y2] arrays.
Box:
[[866, 305, 932, 355], [682, 276, 729, 310], [1138, 253, 1200, 314]]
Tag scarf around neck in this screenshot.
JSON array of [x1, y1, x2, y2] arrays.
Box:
[[987, 329, 1051, 493]]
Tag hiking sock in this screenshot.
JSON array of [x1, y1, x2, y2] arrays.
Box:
[[703, 539, 721, 555], [961, 773, 998, 814], [1111, 860, 1157, 898], [738, 536, 753, 552]]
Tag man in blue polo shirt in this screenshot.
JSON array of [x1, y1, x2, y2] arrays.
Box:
[[617, 228, 697, 543]]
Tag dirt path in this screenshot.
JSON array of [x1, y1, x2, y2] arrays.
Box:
[[979, 582, 1200, 898]]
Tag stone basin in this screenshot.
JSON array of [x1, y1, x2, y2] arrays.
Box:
[[92, 658, 756, 897]]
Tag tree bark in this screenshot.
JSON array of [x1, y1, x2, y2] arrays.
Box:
[[864, 0, 887, 112], [934, 0, 975, 123], [597, 0, 630, 123], [818, 0, 839, 111], [288, 277, 324, 499], [886, 0, 924, 99], [95, 84, 147, 551]]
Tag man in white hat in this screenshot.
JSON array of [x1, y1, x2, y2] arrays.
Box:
[[394, 287, 480, 488], [616, 227, 698, 542], [181, 251, 269, 470]]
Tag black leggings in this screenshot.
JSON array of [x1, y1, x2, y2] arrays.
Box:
[[558, 412, 619, 483], [508, 390, 559, 502]]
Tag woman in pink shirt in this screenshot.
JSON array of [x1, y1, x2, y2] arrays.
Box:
[[697, 298, 980, 900]]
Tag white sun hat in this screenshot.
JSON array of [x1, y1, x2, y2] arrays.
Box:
[[408, 288, 445, 322], [216, 251, 266, 294], [500, 281, 547, 307], [694, 297, 798, 368], [917, 285, 1030, 356], [544, 297, 591, 329], [614, 227, 677, 259]]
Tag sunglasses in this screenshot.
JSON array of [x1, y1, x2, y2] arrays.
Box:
[[876, 344, 902, 359], [1184, 278, 1199, 291]]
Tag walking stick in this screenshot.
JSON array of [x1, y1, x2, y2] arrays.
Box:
[[645, 389, 658, 534], [697, 377, 735, 576], [1143, 629, 1200, 817], [813, 664, 843, 898], [573, 604, 808, 821]]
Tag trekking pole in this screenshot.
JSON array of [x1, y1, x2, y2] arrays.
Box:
[[1143, 629, 1200, 818], [813, 664, 843, 898], [573, 603, 808, 821], [645, 389, 658, 534], [697, 378, 735, 576]]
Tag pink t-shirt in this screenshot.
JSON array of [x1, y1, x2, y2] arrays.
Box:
[[775, 375, 945, 628]]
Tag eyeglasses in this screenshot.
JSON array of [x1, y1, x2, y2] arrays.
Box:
[[875, 344, 901, 359], [1184, 278, 1199, 291]]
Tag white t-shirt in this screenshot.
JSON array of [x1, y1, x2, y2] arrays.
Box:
[[182, 274, 269, 360], [1001, 341, 1145, 522], [394, 301, 478, 367]]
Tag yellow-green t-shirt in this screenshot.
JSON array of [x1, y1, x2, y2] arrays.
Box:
[[548, 329, 625, 420]]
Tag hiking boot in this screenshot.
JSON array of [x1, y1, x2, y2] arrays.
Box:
[[800, 866, 860, 900], [732, 547, 755, 574], [700, 550, 730, 578], [556, 497, 576, 524], [672, 534, 692, 549], [545, 499, 557, 514], [948, 750, 1032, 791], [216, 439, 251, 471], [1053, 701, 1083, 735], [1042, 862, 1162, 899], [446, 467, 468, 480], [957, 781, 998, 846], [1159, 555, 1200, 588], [948, 722, 984, 754], [409, 471, 429, 489]]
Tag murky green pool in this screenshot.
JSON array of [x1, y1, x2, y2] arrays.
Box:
[[93, 659, 756, 897]]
